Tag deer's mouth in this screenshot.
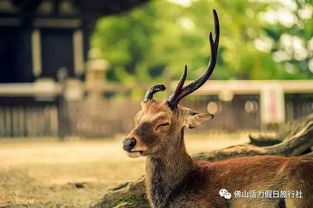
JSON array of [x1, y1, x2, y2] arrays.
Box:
[[127, 150, 144, 158]]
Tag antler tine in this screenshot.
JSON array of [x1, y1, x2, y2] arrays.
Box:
[[166, 9, 220, 110], [212, 9, 220, 46], [175, 65, 188, 95], [166, 65, 188, 110], [144, 84, 166, 102]]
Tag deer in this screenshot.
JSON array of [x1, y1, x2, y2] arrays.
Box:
[[122, 10, 313, 208]]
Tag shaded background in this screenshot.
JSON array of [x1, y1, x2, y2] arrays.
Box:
[[0, 0, 312, 138], [0, 0, 312, 207]]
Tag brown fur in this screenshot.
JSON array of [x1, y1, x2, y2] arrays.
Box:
[[124, 100, 313, 208]]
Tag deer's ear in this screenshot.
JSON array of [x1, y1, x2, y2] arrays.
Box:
[[185, 112, 214, 129]]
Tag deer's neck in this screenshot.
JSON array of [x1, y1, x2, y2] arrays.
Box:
[[145, 132, 194, 208]]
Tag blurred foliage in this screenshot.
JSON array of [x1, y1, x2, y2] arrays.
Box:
[[91, 0, 313, 84]]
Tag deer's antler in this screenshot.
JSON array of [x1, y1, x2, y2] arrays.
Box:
[[166, 9, 220, 110], [144, 84, 166, 102]]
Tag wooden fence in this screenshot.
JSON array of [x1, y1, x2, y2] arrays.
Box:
[[57, 94, 313, 137], [60, 99, 140, 138], [0, 90, 312, 138], [0, 100, 58, 137]]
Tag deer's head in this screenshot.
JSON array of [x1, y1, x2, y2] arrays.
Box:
[[123, 10, 219, 158]]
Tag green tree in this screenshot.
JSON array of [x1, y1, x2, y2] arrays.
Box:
[[91, 0, 313, 83], [263, 0, 313, 79]]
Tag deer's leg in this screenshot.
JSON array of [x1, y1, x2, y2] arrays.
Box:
[[284, 183, 313, 208], [285, 197, 313, 208], [231, 198, 282, 208], [284, 158, 313, 208]]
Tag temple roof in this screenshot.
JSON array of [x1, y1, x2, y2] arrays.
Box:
[[1, 0, 149, 17]]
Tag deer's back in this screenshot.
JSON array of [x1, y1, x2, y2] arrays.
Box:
[[169, 155, 313, 208]]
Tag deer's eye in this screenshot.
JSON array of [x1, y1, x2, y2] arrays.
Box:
[[156, 122, 170, 130]]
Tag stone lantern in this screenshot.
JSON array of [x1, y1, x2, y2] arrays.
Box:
[[86, 48, 109, 102]]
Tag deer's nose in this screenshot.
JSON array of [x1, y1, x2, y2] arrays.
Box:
[[123, 138, 136, 152]]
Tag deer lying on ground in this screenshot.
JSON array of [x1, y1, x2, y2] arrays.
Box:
[[122, 10, 313, 208]]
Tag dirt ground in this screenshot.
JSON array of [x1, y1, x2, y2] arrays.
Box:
[[0, 133, 249, 207]]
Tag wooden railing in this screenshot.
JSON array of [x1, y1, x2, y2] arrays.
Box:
[[0, 81, 312, 138]]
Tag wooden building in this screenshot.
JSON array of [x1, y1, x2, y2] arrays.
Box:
[[0, 0, 148, 138], [0, 0, 147, 83]]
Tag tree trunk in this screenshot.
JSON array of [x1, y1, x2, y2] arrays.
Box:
[[92, 114, 313, 208]]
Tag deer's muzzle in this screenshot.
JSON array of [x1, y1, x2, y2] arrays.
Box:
[[123, 138, 136, 152]]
